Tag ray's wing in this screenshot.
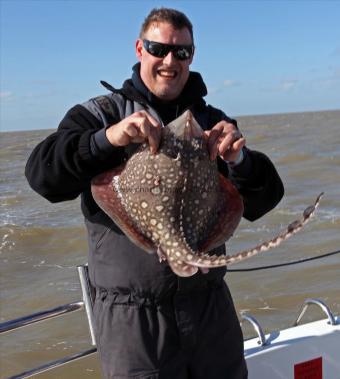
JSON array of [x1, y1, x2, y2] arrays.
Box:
[[185, 193, 323, 268], [91, 166, 156, 254], [197, 174, 244, 252]]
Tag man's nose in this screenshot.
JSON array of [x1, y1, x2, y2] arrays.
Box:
[[162, 51, 176, 64]]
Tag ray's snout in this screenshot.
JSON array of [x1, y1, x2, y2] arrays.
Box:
[[169, 110, 204, 140]]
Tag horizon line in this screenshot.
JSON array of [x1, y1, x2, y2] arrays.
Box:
[[1, 107, 339, 133]]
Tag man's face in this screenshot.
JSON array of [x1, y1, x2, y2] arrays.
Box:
[[136, 22, 194, 101]]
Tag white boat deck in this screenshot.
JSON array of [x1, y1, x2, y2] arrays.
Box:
[[244, 315, 340, 378]]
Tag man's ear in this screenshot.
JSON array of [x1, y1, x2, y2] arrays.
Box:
[[136, 39, 143, 61]]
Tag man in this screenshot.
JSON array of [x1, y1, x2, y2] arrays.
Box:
[[26, 8, 284, 379]]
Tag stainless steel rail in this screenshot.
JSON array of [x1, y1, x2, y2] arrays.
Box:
[[1, 264, 97, 378], [241, 314, 267, 346], [0, 301, 84, 334], [8, 348, 97, 379], [77, 265, 96, 346], [293, 298, 337, 326]]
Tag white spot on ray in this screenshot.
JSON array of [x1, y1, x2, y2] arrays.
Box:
[[151, 187, 161, 195]]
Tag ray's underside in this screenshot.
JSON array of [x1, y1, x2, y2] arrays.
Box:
[[91, 111, 322, 277]]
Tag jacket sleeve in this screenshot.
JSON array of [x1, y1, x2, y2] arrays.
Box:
[[227, 149, 284, 221], [25, 104, 125, 203], [210, 106, 284, 222]]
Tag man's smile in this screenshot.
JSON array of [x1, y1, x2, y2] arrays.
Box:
[[157, 69, 178, 79]]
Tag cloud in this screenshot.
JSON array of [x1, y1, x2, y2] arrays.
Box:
[[208, 79, 242, 94], [207, 86, 221, 95], [223, 79, 241, 88], [259, 78, 300, 93], [279, 79, 298, 92]]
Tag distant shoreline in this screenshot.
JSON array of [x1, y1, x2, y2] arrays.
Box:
[[1, 108, 339, 133]]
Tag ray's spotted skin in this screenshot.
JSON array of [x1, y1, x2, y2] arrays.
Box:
[[184, 192, 323, 269], [91, 111, 322, 277]]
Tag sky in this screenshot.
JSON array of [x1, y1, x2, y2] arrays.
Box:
[[1, 0, 340, 132]]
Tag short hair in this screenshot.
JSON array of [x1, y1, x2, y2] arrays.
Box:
[[140, 8, 194, 43]]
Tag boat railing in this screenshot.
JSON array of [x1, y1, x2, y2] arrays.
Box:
[[0, 301, 84, 335], [241, 314, 267, 346], [0, 265, 98, 379], [1, 264, 338, 378], [76, 265, 97, 345], [293, 298, 336, 326], [240, 297, 338, 347]]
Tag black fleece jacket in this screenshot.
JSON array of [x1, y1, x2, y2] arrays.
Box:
[[25, 66, 284, 223], [25, 66, 284, 291]]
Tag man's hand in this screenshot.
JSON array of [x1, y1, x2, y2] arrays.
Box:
[[205, 120, 246, 162], [106, 111, 161, 154]]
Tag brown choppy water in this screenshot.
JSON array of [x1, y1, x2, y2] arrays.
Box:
[[1, 110, 339, 378]]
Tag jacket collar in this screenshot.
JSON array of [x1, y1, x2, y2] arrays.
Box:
[[100, 63, 208, 124], [121, 63, 207, 109]]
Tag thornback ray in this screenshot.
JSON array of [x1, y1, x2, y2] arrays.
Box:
[[91, 110, 322, 277]]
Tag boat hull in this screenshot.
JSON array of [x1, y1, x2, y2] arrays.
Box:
[[244, 316, 340, 378]]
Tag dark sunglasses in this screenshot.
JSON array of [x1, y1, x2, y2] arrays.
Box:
[[143, 39, 194, 61]]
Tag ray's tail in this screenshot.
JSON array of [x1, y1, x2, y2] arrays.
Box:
[[185, 193, 324, 268]]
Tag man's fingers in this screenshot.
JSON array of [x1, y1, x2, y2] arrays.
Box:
[[220, 138, 246, 162], [143, 111, 161, 129], [232, 137, 246, 152], [124, 123, 139, 138], [218, 130, 243, 156], [207, 124, 224, 160], [136, 113, 161, 153], [206, 120, 245, 161], [142, 112, 161, 154], [147, 126, 161, 154], [121, 112, 160, 153]]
